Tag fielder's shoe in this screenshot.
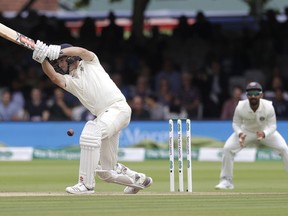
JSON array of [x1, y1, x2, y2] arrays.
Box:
[[215, 179, 234, 190], [66, 183, 95, 194], [124, 176, 153, 194]]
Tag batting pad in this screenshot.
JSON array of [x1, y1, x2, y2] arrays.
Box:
[[79, 121, 101, 189], [96, 163, 146, 189]]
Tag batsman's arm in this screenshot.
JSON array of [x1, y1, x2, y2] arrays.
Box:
[[60, 46, 95, 62], [42, 60, 66, 89]]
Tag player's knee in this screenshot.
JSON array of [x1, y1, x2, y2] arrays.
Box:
[[97, 170, 113, 182], [222, 146, 236, 157], [222, 146, 230, 154], [278, 146, 288, 156]]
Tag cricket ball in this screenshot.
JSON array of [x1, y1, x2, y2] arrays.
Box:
[[67, 129, 74, 136]]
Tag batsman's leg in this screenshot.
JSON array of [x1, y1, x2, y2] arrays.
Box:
[[100, 133, 119, 170], [66, 121, 101, 194], [97, 127, 152, 194], [95, 102, 152, 193], [96, 163, 153, 192]]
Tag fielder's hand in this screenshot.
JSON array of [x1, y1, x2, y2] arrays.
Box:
[[32, 40, 49, 63], [47, 44, 61, 61], [239, 133, 247, 147], [256, 131, 265, 141]]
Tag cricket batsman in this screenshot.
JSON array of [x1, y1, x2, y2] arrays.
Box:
[[32, 40, 153, 194]]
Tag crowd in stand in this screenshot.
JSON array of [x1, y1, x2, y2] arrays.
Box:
[[1, 8, 288, 121]]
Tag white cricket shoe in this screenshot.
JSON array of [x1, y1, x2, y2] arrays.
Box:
[[215, 179, 234, 190], [66, 183, 95, 194], [124, 176, 153, 194]]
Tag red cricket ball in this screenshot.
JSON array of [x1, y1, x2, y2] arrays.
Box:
[[67, 129, 74, 136]]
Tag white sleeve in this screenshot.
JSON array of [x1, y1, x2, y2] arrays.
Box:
[[232, 103, 243, 136], [263, 103, 277, 137]]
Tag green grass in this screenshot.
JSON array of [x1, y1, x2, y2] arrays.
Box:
[[0, 160, 288, 215]]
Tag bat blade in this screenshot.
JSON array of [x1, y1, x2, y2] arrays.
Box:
[[0, 22, 35, 50]]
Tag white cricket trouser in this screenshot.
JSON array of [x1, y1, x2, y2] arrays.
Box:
[[95, 100, 131, 170], [220, 130, 288, 180]]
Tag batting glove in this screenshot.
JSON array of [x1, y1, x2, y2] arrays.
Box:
[[32, 40, 49, 63], [47, 45, 61, 61]]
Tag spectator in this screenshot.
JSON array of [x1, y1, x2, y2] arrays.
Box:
[[130, 95, 150, 120], [202, 59, 228, 118], [155, 77, 187, 119], [145, 94, 168, 120], [265, 75, 288, 101], [271, 88, 288, 119], [220, 86, 243, 120], [101, 11, 124, 46], [0, 89, 24, 121], [172, 15, 191, 40], [10, 80, 25, 109], [110, 73, 132, 99], [178, 72, 202, 119], [154, 57, 181, 93], [190, 11, 212, 40], [48, 87, 73, 121], [130, 75, 153, 99], [156, 77, 174, 106], [78, 17, 99, 50], [166, 95, 188, 120], [24, 87, 50, 121], [79, 17, 98, 42]]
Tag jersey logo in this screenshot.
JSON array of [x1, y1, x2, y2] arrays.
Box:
[[259, 116, 265, 121]]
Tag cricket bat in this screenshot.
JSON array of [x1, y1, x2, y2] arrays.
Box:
[[0, 22, 35, 50]]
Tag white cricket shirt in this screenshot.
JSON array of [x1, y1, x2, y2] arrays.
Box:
[[63, 54, 126, 116], [232, 99, 277, 137]]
